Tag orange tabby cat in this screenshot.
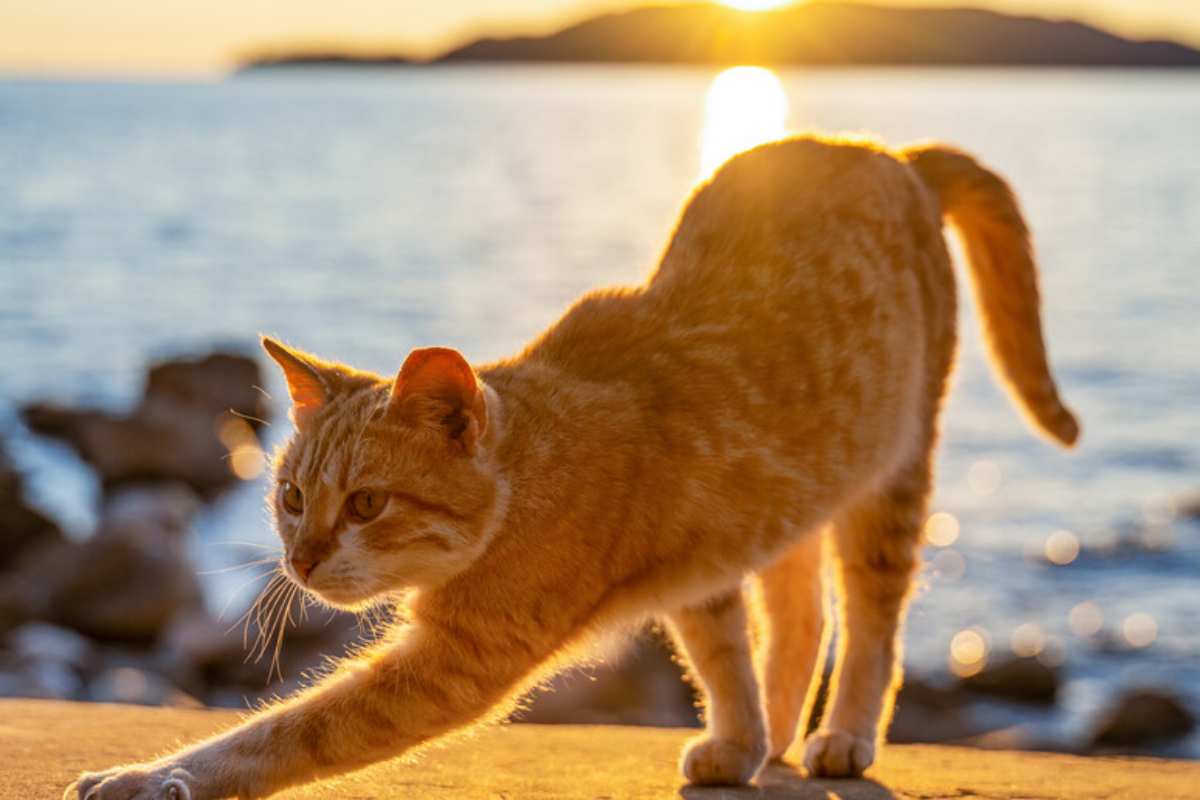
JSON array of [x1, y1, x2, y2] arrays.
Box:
[[70, 134, 1077, 799]]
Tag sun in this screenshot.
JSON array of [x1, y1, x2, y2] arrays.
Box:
[[719, 0, 794, 10]]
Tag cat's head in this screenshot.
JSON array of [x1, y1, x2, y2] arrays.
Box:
[[261, 337, 505, 609]]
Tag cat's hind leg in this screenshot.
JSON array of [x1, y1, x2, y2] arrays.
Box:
[[754, 529, 830, 762], [667, 589, 768, 786], [804, 461, 930, 778]]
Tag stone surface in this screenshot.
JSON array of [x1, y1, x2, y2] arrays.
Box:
[[5, 699, 1198, 800]]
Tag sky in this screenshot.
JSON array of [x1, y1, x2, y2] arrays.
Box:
[[3, 0, 1200, 77]]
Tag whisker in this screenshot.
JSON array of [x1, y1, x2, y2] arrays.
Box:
[[251, 582, 287, 658], [230, 407, 271, 427], [200, 557, 278, 576], [251, 577, 294, 664], [236, 572, 287, 648], [262, 582, 297, 678], [216, 567, 280, 631], [269, 584, 299, 684], [210, 540, 281, 551], [220, 567, 280, 627]]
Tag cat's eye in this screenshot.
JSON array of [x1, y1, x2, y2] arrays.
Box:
[[279, 481, 304, 515], [347, 489, 386, 522]]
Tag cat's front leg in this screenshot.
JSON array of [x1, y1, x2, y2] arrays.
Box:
[[68, 623, 537, 799], [69, 764, 196, 800], [667, 589, 768, 786]]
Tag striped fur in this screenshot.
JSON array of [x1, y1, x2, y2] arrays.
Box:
[[70, 134, 1077, 799]]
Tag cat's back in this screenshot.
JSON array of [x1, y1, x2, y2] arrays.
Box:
[[523, 135, 954, 394], [645, 135, 954, 368], [652, 134, 945, 300], [634, 134, 957, 471]]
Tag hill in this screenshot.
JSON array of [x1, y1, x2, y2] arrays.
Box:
[[440, 2, 1200, 66], [240, 2, 1200, 71]]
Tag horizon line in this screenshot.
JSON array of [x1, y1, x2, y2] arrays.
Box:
[[4, 0, 1199, 80]]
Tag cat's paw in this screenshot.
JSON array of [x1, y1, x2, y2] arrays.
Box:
[[680, 734, 767, 786], [66, 764, 195, 800], [802, 728, 875, 778]]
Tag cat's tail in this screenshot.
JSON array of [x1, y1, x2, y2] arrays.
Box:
[[903, 143, 1079, 448]]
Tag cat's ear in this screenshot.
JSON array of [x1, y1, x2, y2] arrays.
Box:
[[261, 337, 331, 430], [389, 347, 487, 453]]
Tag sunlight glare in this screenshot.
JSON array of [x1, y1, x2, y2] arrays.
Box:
[[721, 0, 794, 10], [700, 66, 789, 176]]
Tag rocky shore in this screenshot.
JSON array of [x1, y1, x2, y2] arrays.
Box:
[[0, 349, 1195, 759]]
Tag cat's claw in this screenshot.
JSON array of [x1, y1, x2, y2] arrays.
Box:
[[66, 764, 195, 800], [803, 728, 875, 778], [680, 734, 767, 786]]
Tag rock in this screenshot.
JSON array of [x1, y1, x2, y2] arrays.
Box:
[[143, 352, 266, 424], [22, 350, 270, 495], [0, 545, 66, 635], [889, 677, 982, 744], [517, 632, 699, 727], [0, 443, 64, 572], [7, 623, 93, 670], [1177, 493, 1200, 519], [0, 444, 68, 634], [48, 486, 204, 643], [958, 654, 1059, 705], [88, 666, 199, 707], [1089, 688, 1196, 750], [0, 659, 82, 700], [98, 484, 199, 541], [160, 611, 238, 674], [159, 599, 366, 705], [0, 622, 92, 700]]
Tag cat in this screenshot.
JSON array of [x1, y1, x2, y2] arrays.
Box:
[[70, 134, 1077, 799]]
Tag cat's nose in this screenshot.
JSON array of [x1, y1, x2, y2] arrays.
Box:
[[290, 556, 319, 582]]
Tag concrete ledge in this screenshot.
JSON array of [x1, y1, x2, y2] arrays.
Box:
[[7, 699, 1198, 799]]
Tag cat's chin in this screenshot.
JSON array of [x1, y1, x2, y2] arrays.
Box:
[[300, 581, 387, 611]]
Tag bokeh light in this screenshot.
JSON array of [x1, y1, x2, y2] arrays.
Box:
[[1037, 635, 1067, 667], [950, 628, 989, 677], [1043, 529, 1080, 565], [1010, 622, 1045, 657], [1068, 601, 1104, 638], [217, 416, 265, 481], [924, 511, 960, 547], [1122, 613, 1158, 648]]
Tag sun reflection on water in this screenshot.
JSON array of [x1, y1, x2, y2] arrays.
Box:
[[699, 66, 789, 176]]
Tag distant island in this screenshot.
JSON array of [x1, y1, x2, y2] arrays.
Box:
[[238, 1, 1200, 72]]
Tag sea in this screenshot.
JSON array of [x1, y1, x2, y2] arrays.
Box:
[[1, 65, 1197, 753]]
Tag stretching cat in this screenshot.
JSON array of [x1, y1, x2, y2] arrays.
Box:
[[70, 134, 1077, 799]]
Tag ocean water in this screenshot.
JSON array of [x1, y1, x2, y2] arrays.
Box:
[[1, 66, 1198, 751]]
